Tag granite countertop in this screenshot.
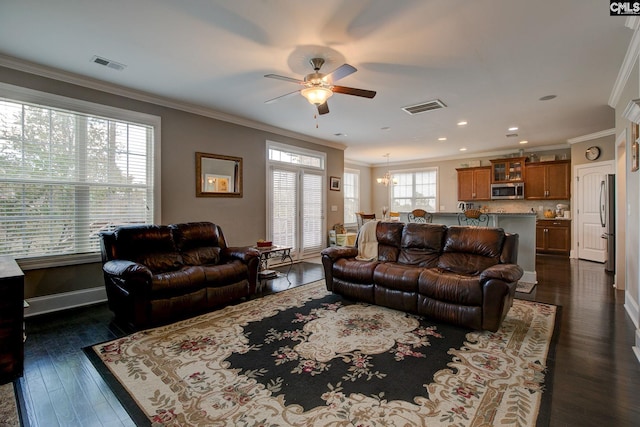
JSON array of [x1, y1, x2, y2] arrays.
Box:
[[435, 211, 537, 216]]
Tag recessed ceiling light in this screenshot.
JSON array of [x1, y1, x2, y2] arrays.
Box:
[[508, 126, 519, 131], [459, 147, 467, 151], [438, 137, 447, 141], [457, 121, 468, 126], [539, 95, 557, 101], [506, 133, 518, 138], [381, 126, 391, 131], [519, 140, 528, 144], [333, 133, 347, 137]]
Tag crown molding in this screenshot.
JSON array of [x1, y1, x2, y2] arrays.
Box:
[[609, 22, 640, 108], [0, 54, 346, 151], [567, 128, 616, 144]]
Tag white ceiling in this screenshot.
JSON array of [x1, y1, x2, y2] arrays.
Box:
[[0, 0, 632, 165]]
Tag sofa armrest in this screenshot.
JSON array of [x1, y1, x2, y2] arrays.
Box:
[[320, 246, 358, 262], [480, 263, 523, 284], [221, 246, 260, 263], [103, 260, 153, 293]]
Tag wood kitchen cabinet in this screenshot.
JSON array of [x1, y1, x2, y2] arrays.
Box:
[[457, 166, 491, 201], [525, 160, 570, 200], [0, 256, 24, 384], [490, 157, 526, 182], [536, 219, 570, 255]]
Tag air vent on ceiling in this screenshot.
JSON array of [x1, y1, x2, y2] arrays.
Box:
[[91, 55, 126, 71], [402, 99, 447, 115]]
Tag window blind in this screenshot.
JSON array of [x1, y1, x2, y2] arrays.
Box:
[[0, 98, 155, 260], [390, 169, 438, 212], [343, 169, 359, 224]]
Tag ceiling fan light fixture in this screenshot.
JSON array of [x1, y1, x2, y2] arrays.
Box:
[[301, 87, 333, 105]]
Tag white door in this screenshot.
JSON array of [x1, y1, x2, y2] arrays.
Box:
[[576, 163, 614, 262], [268, 166, 325, 259]]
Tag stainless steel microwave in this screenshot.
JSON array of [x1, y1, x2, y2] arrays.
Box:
[[491, 182, 524, 200]]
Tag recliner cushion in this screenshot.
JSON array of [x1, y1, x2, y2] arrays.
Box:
[[114, 225, 183, 273], [170, 222, 222, 265], [438, 226, 504, 275], [418, 268, 483, 305], [398, 223, 446, 266]]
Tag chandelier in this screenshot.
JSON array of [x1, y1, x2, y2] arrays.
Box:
[[377, 153, 398, 186]]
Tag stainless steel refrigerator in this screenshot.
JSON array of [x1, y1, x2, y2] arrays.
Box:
[[600, 174, 615, 272]]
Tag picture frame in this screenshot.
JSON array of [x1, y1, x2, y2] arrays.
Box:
[[329, 176, 341, 191], [633, 141, 639, 172]]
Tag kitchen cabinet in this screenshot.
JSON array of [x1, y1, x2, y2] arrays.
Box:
[[490, 157, 526, 183], [457, 166, 491, 201], [536, 219, 570, 255], [0, 256, 24, 384], [525, 160, 570, 200]]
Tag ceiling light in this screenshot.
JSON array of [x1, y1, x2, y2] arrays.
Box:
[[300, 87, 333, 105], [381, 126, 391, 131], [508, 126, 519, 131], [519, 140, 528, 144], [459, 147, 467, 151], [457, 121, 468, 126], [377, 153, 398, 186], [539, 95, 557, 101], [438, 137, 447, 141]]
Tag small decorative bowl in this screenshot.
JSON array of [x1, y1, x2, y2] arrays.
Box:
[[543, 210, 555, 218], [256, 241, 272, 248]]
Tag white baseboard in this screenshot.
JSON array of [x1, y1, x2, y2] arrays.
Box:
[[625, 292, 640, 329], [634, 330, 640, 365], [521, 270, 537, 284], [25, 286, 107, 318]]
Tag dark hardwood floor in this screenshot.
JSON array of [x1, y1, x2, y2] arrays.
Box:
[[15, 257, 640, 426]]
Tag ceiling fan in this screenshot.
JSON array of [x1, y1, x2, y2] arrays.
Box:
[[264, 58, 376, 115]]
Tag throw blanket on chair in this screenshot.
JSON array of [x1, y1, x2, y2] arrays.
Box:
[[355, 220, 379, 261]]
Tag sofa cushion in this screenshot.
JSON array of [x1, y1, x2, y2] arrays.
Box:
[[398, 223, 446, 266], [170, 222, 223, 265], [201, 261, 248, 286], [114, 225, 183, 273], [373, 263, 421, 292], [376, 222, 404, 262], [438, 226, 504, 275], [418, 268, 483, 305], [150, 266, 206, 296], [332, 258, 377, 283]]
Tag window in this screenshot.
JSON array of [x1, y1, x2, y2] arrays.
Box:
[[343, 169, 360, 225], [390, 169, 438, 212], [0, 83, 159, 265]]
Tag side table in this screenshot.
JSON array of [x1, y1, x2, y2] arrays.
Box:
[[253, 245, 293, 291]]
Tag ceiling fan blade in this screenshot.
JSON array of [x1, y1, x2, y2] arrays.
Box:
[[264, 74, 305, 85], [265, 90, 300, 104], [317, 102, 330, 115], [332, 85, 377, 98], [322, 64, 357, 83]]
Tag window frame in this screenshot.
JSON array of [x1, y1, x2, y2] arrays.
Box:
[[343, 168, 360, 226], [0, 82, 161, 269], [388, 167, 439, 213]]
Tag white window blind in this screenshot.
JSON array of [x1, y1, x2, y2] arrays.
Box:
[[302, 172, 323, 255], [343, 169, 359, 224], [270, 168, 297, 249], [0, 96, 155, 260], [390, 169, 438, 212]]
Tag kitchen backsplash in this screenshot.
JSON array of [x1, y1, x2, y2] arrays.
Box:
[[454, 199, 571, 218]]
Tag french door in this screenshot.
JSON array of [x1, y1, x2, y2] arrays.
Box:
[[267, 145, 325, 260]]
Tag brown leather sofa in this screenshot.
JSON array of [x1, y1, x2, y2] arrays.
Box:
[[321, 222, 523, 331], [100, 221, 260, 330]]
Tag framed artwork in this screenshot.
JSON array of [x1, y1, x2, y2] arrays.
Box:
[[633, 141, 639, 172], [330, 176, 341, 191]]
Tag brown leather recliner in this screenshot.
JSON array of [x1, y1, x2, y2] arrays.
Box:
[[321, 222, 523, 331], [100, 221, 260, 330]]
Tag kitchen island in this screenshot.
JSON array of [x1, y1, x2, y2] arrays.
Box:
[[395, 212, 537, 284]]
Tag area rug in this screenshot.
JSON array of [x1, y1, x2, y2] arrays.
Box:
[[85, 280, 559, 427], [516, 281, 537, 294]]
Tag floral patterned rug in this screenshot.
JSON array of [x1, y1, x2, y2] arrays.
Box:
[[86, 280, 559, 427]]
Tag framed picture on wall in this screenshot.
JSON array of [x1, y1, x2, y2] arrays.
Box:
[[330, 176, 341, 191]]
